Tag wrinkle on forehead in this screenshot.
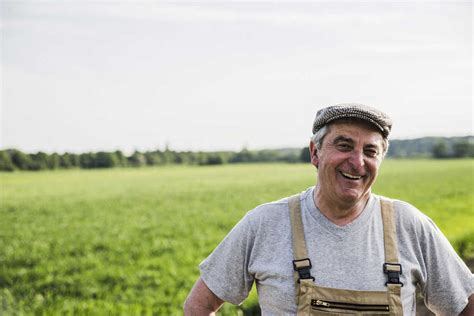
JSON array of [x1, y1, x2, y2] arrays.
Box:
[[327, 123, 384, 150]]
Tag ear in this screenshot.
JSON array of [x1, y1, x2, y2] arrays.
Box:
[[309, 141, 319, 168]]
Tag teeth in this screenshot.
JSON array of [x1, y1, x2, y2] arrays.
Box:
[[341, 172, 362, 180]]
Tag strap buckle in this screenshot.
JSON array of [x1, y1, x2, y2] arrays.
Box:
[[293, 258, 315, 282], [383, 263, 403, 286]]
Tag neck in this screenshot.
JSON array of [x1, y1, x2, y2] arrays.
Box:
[[313, 185, 371, 226]]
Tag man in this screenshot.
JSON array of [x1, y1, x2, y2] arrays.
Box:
[[184, 103, 474, 315]]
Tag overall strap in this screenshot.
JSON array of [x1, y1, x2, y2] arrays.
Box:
[[381, 198, 399, 265], [380, 197, 404, 315], [288, 194, 314, 282]]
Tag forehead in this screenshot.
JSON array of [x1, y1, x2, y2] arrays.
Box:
[[326, 121, 384, 145]]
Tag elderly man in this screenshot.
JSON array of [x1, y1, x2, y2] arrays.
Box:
[[184, 103, 474, 315]]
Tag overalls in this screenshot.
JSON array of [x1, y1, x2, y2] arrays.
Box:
[[288, 195, 404, 315]]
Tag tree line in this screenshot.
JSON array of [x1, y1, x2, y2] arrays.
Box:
[[388, 136, 474, 158], [0, 148, 303, 172], [1, 136, 472, 172]]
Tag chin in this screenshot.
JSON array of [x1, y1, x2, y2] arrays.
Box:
[[338, 191, 366, 204], [339, 197, 359, 205]]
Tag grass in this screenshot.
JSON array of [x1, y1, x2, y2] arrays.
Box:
[[0, 159, 472, 315]]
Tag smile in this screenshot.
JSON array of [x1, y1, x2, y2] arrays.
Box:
[[340, 171, 363, 180]]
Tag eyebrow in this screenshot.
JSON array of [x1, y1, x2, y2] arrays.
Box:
[[332, 136, 354, 144], [364, 144, 379, 150], [332, 135, 380, 150]]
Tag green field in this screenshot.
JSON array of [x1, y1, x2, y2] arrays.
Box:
[[1, 160, 473, 315]]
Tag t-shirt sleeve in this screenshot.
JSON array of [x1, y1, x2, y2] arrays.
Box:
[[415, 213, 474, 315], [199, 212, 256, 305]]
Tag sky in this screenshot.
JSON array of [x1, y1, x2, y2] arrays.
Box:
[[1, 1, 472, 154]]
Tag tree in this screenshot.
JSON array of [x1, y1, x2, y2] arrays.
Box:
[[432, 141, 449, 159], [95, 152, 118, 168], [229, 149, 254, 163], [128, 151, 146, 167], [9, 149, 33, 170], [144, 152, 160, 166], [30, 152, 49, 170], [80, 153, 96, 169], [452, 141, 474, 158], [60, 153, 73, 169], [68, 153, 81, 168], [0, 151, 15, 171], [175, 151, 192, 165], [162, 150, 175, 164], [48, 153, 61, 169], [300, 147, 311, 163], [114, 150, 128, 167], [204, 153, 224, 165]]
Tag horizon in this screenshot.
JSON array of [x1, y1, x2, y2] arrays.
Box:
[[2, 134, 472, 155]]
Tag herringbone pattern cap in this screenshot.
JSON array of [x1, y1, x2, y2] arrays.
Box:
[[312, 103, 392, 138]]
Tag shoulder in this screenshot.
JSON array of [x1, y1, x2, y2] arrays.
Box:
[[376, 195, 441, 238], [245, 188, 312, 222], [244, 197, 290, 231], [242, 188, 313, 233], [377, 195, 429, 221]]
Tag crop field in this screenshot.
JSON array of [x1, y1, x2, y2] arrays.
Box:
[[1, 159, 473, 315]]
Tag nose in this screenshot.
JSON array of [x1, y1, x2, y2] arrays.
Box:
[[348, 150, 365, 170]]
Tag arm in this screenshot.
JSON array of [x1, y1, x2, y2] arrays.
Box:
[[460, 294, 474, 316], [184, 277, 224, 316]]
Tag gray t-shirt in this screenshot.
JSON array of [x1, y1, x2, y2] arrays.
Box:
[[200, 187, 474, 315]]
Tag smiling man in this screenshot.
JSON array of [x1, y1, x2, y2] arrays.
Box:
[[184, 103, 474, 315]]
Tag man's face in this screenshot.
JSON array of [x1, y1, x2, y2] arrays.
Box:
[[310, 121, 384, 206]]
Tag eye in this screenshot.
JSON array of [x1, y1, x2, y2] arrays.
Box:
[[336, 143, 352, 151], [364, 149, 378, 157]]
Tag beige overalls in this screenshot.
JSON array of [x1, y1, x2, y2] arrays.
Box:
[[288, 195, 404, 315]]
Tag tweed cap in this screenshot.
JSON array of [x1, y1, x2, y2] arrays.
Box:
[[312, 103, 392, 138]]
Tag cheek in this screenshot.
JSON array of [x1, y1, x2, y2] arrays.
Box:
[[368, 162, 381, 178]]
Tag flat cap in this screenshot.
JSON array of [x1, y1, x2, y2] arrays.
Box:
[[312, 103, 392, 138]]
